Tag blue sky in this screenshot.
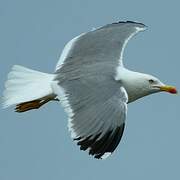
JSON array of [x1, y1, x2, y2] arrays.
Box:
[[0, 0, 179, 179]]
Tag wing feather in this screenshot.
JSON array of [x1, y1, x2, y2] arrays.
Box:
[[53, 21, 146, 158], [55, 21, 146, 71]]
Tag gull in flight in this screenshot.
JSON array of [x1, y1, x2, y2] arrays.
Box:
[[2, 21, 177, 159]]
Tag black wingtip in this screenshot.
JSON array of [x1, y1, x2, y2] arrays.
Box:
[[74, 123, 125, 159], [112, 20, 146, 27]]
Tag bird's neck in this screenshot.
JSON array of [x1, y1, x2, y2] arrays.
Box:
[[115, 67, 150, 103]]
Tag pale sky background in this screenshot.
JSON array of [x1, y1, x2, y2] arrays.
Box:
[[0, 0, 179, 180]]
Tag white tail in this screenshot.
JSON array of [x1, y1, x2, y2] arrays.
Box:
[[2, 65, 55, 108]]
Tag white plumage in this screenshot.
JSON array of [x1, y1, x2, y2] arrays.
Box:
[[3, 65, 55, 108]]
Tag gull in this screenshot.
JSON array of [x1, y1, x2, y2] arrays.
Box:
[[2, 21, 177, 159]]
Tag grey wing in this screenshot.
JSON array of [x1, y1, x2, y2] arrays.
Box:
[[55, 21, 146, 71], [53, 21, 146, 158], [52, 76, 128, 159]]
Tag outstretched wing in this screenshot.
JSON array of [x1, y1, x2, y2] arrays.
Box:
[[54, 21, 146, 158], [52, 79, 128, 159], [55, 21, 146, 71]]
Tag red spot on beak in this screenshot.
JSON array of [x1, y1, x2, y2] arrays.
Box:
[[169, 87, 177, 94]]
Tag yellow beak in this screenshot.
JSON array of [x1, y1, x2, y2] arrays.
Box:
[[160, 85, 177, 94]]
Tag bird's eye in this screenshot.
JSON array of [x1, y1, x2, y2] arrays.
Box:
[[149, 79, 154, 83]]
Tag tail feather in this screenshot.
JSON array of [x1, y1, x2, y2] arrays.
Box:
[[2, 65, 55, 108]]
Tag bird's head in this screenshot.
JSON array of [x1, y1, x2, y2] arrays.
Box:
[[146, 76, 177, 94], [120, 70, 177, 103]]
